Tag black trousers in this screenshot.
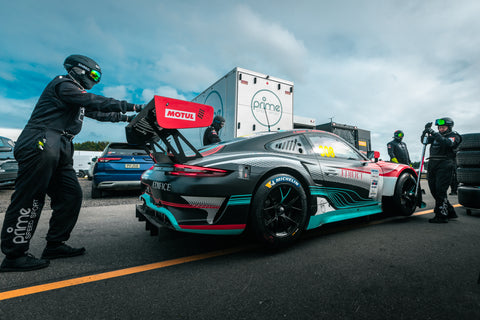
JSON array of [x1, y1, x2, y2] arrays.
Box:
[[1, 129, 82, 258], [427, 159, 455, 217], [450, 165, 458, 193]]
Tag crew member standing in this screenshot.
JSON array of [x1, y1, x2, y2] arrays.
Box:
[[421, 118, 462, 223], [0, 55, 142, 272], [203, 115, 225, 146], [387, 130, 412, 166]]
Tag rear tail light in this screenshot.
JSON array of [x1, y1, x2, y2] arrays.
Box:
[[97, 157, 122, 163], [167, 164, 229, 177]]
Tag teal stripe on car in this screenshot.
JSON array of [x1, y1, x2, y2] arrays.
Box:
[[227, 194, 252, 206], [306, 203, 383, 230]]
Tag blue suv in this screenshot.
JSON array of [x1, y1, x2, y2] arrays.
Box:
[[91, 142, 154, 198]]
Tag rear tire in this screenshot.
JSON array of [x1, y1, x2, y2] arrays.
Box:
[[250, 174, 309, 247], [457, 168, 480, 185], [456, 151, 480, 167], [458, 185, 480, 209], [458, 133, 480, 150]]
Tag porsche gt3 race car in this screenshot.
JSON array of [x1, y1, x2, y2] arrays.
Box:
[[127, 96, 421, 246]]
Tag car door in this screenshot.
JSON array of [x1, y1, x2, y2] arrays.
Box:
[[304, 132, 381, 209]]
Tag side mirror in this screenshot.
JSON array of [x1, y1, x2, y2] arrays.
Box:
[[367, 151, 380, 162]]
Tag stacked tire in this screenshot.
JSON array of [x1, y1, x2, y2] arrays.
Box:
[[456, 133, 480, 215]]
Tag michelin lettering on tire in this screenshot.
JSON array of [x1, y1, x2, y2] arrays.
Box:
[[265, 176, 301, 188]]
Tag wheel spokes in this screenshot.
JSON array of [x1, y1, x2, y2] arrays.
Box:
[[262, 185, 304, 236]]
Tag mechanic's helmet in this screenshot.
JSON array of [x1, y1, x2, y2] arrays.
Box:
[[435, 117, 454, 134], [212, 115, 225, 131], [63, 54, 102, 89], [435, 117, 454, 127], [393, 130, 404, 141]]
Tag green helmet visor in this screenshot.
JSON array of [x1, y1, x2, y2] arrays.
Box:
[[89, 69, 101, 82]]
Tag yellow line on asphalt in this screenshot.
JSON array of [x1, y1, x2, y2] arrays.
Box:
[[0, 204, 463, 301], [0, 245, 251, 301], [413, 203, 462, 216]]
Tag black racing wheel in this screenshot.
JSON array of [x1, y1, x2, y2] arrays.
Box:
[[250, 173, 309, 247]]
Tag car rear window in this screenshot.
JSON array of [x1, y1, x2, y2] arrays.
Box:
[[106, 144, 147, 156]]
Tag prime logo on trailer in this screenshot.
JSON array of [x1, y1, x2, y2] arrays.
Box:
[[251, 89, 283, 127]]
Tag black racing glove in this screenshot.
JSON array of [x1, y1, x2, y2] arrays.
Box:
[[424, 122, 433, 130], [425, 127, 435, 135], [121, 114, 136, 122], [134, 104, 144, 113]]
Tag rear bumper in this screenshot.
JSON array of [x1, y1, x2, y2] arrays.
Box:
[[0, 172, 17, 187], [136, 194, 246, 235], [0, 179, 15, 187], [96, 180, 141, 190]]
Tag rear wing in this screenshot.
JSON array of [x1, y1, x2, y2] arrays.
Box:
[[125, 96, 214, 163]]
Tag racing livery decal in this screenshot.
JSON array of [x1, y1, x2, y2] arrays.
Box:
[[369, 169, 380, 198], [310, 186, 378, 209]]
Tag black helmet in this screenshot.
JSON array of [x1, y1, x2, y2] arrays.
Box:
[[435, 117, 454, 128], [212, 115, 225, 131], [63, 54, 102, 89], [393, 130, 404, 141]]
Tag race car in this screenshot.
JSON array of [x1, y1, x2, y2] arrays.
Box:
[[127, 96, 421, 246]]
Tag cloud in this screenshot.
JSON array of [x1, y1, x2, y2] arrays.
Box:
[[141, 87, 186, 102], [0, 96, 36, 129], [102, 86, 129, 101], [0, 128, 22, 141]]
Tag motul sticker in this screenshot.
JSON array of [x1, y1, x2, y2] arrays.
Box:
[[154, 96, 214, 129], [165, 108, 196, 121]]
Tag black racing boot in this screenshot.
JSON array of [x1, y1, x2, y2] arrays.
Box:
[[429, 215, 448, 223], [41, 243, 86, 260], [447, 207, 458, 220], [0, 253, 50, 272]]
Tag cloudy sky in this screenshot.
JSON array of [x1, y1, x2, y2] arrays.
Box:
[[0, 0, 478, 161]]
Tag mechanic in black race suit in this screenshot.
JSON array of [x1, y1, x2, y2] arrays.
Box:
[[387, 130, 412, 166], [0, 55, 143, 272], [203, 115, 225, 146], [421, 117, 462, 223]]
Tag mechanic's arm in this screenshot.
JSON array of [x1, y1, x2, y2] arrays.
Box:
[[420, 131, 434, 144], [84, 110, 134, 122], [387, 143, 396, 159], [431, 132, 461, 149], [406, 149, 412, 166], [56, 81, 137, 113], [206, 129, 221, 144]]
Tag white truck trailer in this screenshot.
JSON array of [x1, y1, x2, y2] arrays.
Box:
[[192, 67, 294, 144], [73, 150, 101, 178]]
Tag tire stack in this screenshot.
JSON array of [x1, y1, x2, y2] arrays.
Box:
[[456, 133, 480, 215]]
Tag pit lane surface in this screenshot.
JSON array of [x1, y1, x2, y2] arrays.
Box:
[[0, 180, 479, 319]]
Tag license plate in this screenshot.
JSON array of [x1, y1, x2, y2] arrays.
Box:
[[125, 164, 140, 169]]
